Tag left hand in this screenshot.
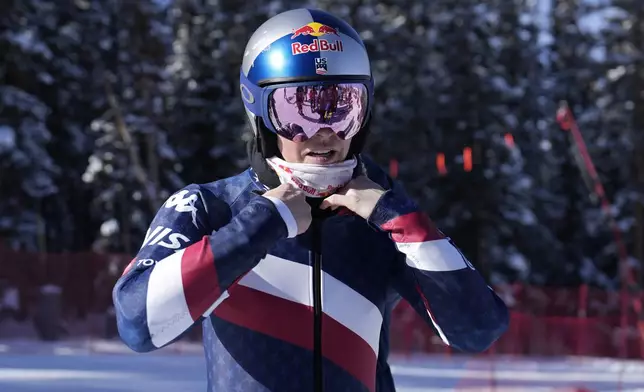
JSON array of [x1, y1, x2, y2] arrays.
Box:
[[319, 175, 387, 220]]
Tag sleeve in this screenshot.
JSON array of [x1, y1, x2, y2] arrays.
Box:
[[112, 184, 289, 353], [369, 180, 509, 353]]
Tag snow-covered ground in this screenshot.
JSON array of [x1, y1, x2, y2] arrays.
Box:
[[0, 339, 642, 391]]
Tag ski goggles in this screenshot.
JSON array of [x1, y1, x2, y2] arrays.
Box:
[[241, 78, 371, 142]]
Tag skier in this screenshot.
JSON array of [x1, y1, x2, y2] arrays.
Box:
[[112, 8, 508, 392], [295, 86, 306, 115]]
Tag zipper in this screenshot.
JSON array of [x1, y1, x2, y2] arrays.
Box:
[[311, 220, 323, 392]]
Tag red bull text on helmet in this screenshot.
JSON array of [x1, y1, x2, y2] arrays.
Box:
[[290, 22, 343, 56]]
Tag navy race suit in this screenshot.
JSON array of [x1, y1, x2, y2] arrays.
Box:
[[113, 156, 508, 392]]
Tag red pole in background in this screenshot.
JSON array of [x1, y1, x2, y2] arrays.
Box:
[[577, 284, 588, 356], [504, 133, 515, 149], [556, 101, 639, 359], [436, 153, 447, 176], [389, 158, 399, 179], [463, 147, 473, 172]]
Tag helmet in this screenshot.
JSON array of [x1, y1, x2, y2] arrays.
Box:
[[240, 8, 374, 159]]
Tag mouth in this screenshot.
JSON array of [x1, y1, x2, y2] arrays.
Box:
[[306, 149, 335, 158], [304, 149, 338, 163]]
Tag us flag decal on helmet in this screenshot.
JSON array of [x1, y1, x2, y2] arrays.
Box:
[[315, 57, 328, 75]]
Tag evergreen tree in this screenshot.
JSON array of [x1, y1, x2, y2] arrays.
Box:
[[547, 0, 637, 287], [428, 1, 559, 284], [169, 0, 297, 185], [588, 0, 642, 288], [33, 0, 109, 251], [0, 0, 639, 292], [0, 1, 60, 251], [83, 0, 180, 253], [630, 3, 644, 282]]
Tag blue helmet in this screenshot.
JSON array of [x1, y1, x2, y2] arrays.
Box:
[[240, 9, 374, 157]]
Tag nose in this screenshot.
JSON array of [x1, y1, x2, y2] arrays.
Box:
[[311, 128, 337, 141]]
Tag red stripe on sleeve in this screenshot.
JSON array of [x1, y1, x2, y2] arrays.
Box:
[[181, 237, 221, 321], [380, 212, 444, 243]]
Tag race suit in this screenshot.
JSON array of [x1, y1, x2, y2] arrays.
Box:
[[113, 155, 508, 392]]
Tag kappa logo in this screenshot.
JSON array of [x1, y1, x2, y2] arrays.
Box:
[[141, 226, 190, 250], [164, 190, 199, 228]]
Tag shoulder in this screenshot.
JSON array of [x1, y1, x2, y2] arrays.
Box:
[[162, 168, 256, 229], [197, 168, 256, 205]]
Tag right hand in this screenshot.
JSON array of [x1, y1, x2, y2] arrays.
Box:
[[264, 183, 312, 235]]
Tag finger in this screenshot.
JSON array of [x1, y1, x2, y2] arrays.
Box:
[[320, 194, 345, 210], [283, 183, 300, 192], [320, 202, 340, 211], [320, 196, 337, 210], [289, 187, 307, 197]]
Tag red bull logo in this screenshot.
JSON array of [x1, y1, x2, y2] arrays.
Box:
[[290, 22, 343, 56]]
